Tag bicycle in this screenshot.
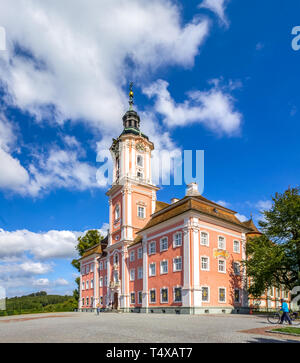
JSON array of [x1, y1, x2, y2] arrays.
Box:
[[267, 309, 300, 325]]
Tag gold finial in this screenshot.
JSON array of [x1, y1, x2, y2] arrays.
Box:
[[129, 82, 134, 110]]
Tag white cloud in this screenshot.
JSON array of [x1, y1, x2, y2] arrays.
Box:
[[0, 0, 210, 132], [236, 213, 248, 222], [143, 79, 242, 136], [256, 200, 272, 211], [33, 278, 50, 287], [20, 261, 52, 275], [54, 278, 69, 286], [199, 0, 229, 26]]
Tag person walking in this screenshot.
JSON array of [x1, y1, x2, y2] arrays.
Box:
[[96, 304, 101, 316], [279, 298, 292, 325]]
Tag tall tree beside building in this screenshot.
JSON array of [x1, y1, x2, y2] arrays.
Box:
[[71, 230, 104, 300], [244, 186, 300, 298]]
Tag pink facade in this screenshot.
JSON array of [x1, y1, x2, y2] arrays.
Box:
[[78, 96, 281, 314]]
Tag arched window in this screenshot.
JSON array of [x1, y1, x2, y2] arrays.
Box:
[[115, 204, 120, 220], [137, 155, 143, 167]]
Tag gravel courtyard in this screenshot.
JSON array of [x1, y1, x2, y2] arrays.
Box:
[[0, 312, 299, 343]]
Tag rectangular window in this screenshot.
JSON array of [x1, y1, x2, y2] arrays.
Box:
[[130, 250, 135, 262], [138, 291, 143, 305], [233, 262, 240, 275], [201, 257, 209, 271], [149, 241, 156, 255], [86, 265, 90, 274], [161, 288, 168, 303], [173, 232, 182, 247], [234, 289, 240, 303], [104, 261, 107, 270], [82, 298, 84, 306], [173, 257, 182, 272], [160, 260, 168, 274], [233, 240, 240, 253], [130, 269, 135, 281], [218, 259, 226, 273], [149, 263, 156, 277], [138, 247, 143, 259], [202, 287, 209, 302], [100, 296, 103, 305], [130, 292, 135, 304], [160, 237, 168, 252], [149, 289, 156, 303], [138, 206, 145, 219], [86, 280, 89, 289], [219, 288, 226, 303], [86, 297, 89, 306], [91, 279, 94, 289], [218, 236, 226, 250], [100, 277, 103, 287], [104, 276, 107, 286], [200, 232, 209, 246], [82, 282, 85, 290], [174, 287, 182, 303], [99, 261, 103, 270], [138, 266, 143, 279]]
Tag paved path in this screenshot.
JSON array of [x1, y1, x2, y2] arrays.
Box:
[[0, 312, 299, 343]]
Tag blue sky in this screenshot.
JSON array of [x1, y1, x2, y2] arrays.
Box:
[[0, 0, 299, 297]]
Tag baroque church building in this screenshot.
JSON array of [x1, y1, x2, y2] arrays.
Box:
[[78, 87, 281, 314]]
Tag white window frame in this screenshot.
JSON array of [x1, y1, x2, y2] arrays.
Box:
[[218, 235, 226, 250], [173, 257, 182, 272], [160, 236, 168, 252], [82, 282, 85, 291], [99, 261, 103, 270], [130, 268, 135, 281], [200, 231, 209, 246], [160, 287, 169, 304], [149, 262, 156, 277], [218, 287, 227, 303], [218, 259, 226, 273], [91, 279, 94, 289], [149, 241, 156, 255], [86, 265, 90, 274], [160, 260, 168, 275], [173, 232, 182, 248], [149, 289, 156, 304], [137, 205, 145, 219], [86, 280, 89, 289], [138, 247, 143, 259], [201, 256, 210, 271], [138, 266, 143, 279], [99, 277, 103, 287], [173, 286, 182, 303], [201, 286, 210, 303], [130, 250, 135, 262], [233, 240, 240, 253], [104, 276, 107, 286]]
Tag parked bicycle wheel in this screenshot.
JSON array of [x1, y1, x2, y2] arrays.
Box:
[[267, 312, 281, 324], [290, 312, 300, 326]]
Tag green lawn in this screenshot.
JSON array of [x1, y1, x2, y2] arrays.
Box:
[[272, 327, 300, 335]]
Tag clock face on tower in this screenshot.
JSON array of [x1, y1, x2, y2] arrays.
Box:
[[136, 142, 145, 152]]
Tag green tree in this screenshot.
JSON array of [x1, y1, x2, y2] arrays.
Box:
[[71, 230, 104, 301], [244, 186, 300, 297]]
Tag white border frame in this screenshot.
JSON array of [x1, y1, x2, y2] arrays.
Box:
[[200, 255, 210, 271], [218, 287, 227, 304], [200, 230, 209, 247]]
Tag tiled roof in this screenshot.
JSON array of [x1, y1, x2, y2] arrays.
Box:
[[154, 200, 170, 213], [128, 235, 143, 248], [242, 219, 262, 234], [138, 196, 252, 233], [80, 236, 108, 260]]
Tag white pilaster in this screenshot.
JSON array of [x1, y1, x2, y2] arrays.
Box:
[[142, 236, 148, 309], [182, 223, 191, 307], [192, 226, 201, 308]]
